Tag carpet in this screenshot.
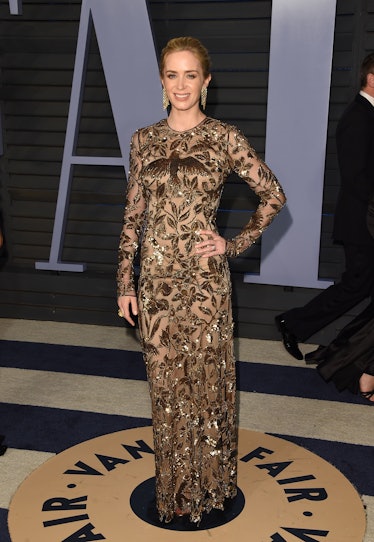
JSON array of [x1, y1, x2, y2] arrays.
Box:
[[0, 319, 373, 541]]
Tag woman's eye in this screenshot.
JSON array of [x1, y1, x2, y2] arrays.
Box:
[[187, 74, 196, 79], [167, 74, 176, 79]]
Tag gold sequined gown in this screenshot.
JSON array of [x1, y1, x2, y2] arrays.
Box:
[[117, 117, 285, 523]]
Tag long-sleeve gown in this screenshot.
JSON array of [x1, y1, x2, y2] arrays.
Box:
[[117, 117, 285, 523]]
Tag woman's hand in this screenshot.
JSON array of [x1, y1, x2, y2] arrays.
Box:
[[195, 230, 226, 258], [117, 294, 138, 326]]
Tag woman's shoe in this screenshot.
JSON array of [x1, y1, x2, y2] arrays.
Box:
[[359, 373, 374, 403], [175, 507, 190, 517], [359, 390, 374, 403]]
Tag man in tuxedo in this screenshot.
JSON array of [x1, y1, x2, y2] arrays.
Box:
[[276, 52, 374, 360]]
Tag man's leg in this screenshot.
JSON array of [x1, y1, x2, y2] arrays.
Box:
[[276, 243, 374, 357]]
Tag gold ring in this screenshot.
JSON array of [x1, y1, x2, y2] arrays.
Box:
[[118, 309, 124, 318]]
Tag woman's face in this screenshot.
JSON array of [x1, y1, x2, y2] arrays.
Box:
[[161, 50, 211, 112]]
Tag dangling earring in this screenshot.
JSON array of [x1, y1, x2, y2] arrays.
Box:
[[200, 87, 207, 110], [162, 87, 170, 110]]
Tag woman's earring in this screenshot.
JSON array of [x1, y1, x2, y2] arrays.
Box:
[[162, 88, 170, 110], [200, 87, 207, 110]]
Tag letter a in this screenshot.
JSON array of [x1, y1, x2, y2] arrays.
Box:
[[35, 0, 163, 272], [62, 522, 105, 541]]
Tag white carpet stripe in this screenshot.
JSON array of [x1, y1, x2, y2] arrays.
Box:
[[0, 448, 54, 508], [0, 367, 372, 447], [0, 367, 152, 418], [0, 318, 142, 352], [235, 338, 318, 366], [238, 391, 374, 447]]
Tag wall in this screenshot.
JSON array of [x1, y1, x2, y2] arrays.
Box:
[[0, 0, 373, 342]]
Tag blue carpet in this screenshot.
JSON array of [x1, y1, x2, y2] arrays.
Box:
[[0, 403, 151, 453], [0, 509, 10, 542], [0, 340, 146, 380]]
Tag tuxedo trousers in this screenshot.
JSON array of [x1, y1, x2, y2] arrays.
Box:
[[283, 243, 374, 342]]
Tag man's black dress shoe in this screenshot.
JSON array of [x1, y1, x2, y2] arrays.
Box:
[[275, 315, 303, 360]]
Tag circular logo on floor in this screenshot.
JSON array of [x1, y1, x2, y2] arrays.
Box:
[[8, 426, 366, 541]]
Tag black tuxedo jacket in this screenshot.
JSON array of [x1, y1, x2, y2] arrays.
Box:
[[333, 93, 374, 246]]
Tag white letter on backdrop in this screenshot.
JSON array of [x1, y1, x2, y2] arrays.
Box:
[[244, 0, 337, 288], [35, 0, 163, 271]]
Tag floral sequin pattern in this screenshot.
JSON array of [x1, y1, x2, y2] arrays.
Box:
[[117, 117, 286, 523]]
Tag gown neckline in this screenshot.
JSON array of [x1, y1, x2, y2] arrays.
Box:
[[164, 116, 209, 134]]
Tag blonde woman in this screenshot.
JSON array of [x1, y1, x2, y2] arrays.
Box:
[[117, 36, 286, 523]]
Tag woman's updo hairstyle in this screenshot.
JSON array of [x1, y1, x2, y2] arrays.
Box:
[[159, 36, 211, 79]]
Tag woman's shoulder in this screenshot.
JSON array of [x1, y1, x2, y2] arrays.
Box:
[[205, 117, 238, 132], [204, 118, 245, 141], [133, 119, 167, 139]]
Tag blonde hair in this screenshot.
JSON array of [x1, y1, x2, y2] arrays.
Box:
[[159, 36, 211, 78]]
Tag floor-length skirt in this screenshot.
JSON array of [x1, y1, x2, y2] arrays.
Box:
[[137, 265, 237, 524]]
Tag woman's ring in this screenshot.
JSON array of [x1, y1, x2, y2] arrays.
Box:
[[118, 309, 124, 318]]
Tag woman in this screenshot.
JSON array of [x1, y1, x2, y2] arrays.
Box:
[[117, 37, 286, 523]]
